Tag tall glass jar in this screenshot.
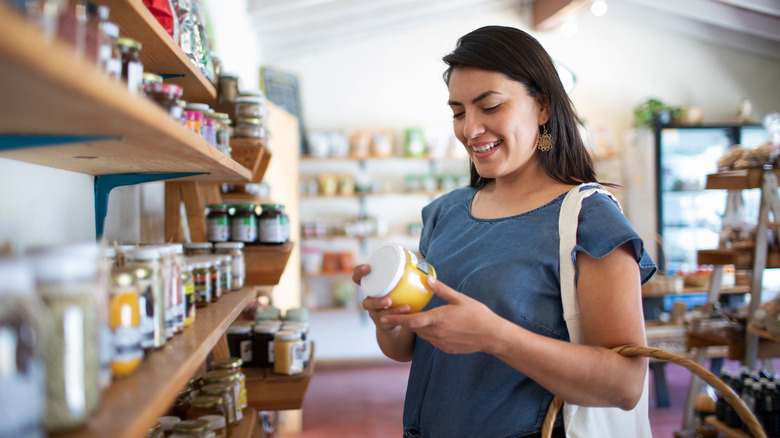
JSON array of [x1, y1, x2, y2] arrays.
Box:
[[213, 242, 245, 291], [31, 242, 101, 432], [201, 370, 242, 421], [0, 256, 46, 438], [126, 247, 166, 350], [116, 37, 143, 95], [210, 357, 247, 412], [182, 262, 196, 327], [108, 268, 142, 377]]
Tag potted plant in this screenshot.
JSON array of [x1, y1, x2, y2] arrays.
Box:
[[633, 98, 681, 128]]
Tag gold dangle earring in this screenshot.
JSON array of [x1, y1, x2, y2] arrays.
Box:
[[537, 124, 552, 151]]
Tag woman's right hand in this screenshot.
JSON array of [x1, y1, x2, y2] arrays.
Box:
[[353, 264, 411, 331]]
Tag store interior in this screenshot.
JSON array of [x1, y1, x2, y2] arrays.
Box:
[[2, 0, 780, 437]]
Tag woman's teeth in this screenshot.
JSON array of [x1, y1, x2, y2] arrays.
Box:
[[473, 140, 501, 153]]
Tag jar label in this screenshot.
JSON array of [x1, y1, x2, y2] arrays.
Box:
[[112, 324, 142, 364], [138, 291, 155, 349], [239, 340, 253, 364], [259, 216, 290, 243], [207, 218, 230, 242], [231, 218, 257, 242], [126, 61, 143, 95], [408, 251, 431, 275]]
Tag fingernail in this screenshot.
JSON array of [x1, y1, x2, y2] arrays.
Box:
[[427, 275, 436, 285]]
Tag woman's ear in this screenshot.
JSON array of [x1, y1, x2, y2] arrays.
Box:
[[538, 94, 551, 125]]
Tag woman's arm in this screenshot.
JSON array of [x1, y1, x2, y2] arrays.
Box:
[[353, 264, 417, 362], [380, 243, 647, 409]]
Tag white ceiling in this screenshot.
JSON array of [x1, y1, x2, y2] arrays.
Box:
[[246, 0, 780, 62]]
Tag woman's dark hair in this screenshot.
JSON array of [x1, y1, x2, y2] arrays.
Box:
[[442, 25, 597, 188]]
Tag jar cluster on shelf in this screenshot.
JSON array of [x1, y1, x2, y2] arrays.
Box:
[[206, 203, 290, 246], [0, 240, 247, 436], [226, 307, 311, 376]]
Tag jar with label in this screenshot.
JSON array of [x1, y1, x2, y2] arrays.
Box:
[[273, 330, 305, 376], [214, 242, 245, 291], [100, 21, 121, 80], [144, 83, 184, 119], [217, 73, 239, 103], [202, 116, 217, 148], [212, 113, 232, 156], [126, 247, 166, 350], [230, 204, 257, 244], [282, 322, 311, 366], [171, 243, 185, 334], [183, 242, 212, 257], [235, 95, 264, 119], [0, 257, 46, 438], [186, 111, 204, 136], [206, 204, 230, 243], [181, 263, 196, 327], [108, 268, 142, 377], [199, 384, 236, 426], [252, 322, 280, 368], [116, 37, 143, 95], [201, 370, 243, 421], [217, 255, 232, 293], [226, 320, 253, 366], [31, 242, 101, 432], [258, 204, 290, 245], [192, 261, 212, 308], [151, 245, 175, 341], [360, 244, 436, 313], [202, 258, 222, 303], [171, 419, 214, 438], [233, 118, 263, 139], [211, 357, 247, 411], [197, 415, 226, 438]]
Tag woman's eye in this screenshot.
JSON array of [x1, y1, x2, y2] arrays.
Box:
[[483, 104, 500, 113], [452, 112, 465, 120]]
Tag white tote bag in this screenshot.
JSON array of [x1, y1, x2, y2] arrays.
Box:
[[557, 183, 652, 438]]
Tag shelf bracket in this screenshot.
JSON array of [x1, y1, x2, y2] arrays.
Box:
[[94, 172, 206, 239], [0, 134, 122, 150]]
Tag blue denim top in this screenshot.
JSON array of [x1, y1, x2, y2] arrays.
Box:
[[402, 185, 656, 438]]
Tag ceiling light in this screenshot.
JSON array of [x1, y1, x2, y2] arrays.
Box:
[[591, 0, 608, 17], [560, 15, 578, 37]]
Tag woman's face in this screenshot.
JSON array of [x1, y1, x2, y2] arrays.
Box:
[[448, 66, 549, 182]]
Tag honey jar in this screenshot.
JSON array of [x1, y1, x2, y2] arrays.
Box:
[[360, 244, 436, 313]]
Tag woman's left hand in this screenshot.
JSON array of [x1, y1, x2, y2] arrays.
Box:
[[379, 276, 502, 355]]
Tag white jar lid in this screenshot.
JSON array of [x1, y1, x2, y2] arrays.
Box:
[[360, 244, 405, 297], [214, 242, 245, 249], [274, 330, 301, 341], [158, 416, 181, 432], [129, 246, 161, 261]]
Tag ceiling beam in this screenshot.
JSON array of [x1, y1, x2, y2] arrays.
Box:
[[532, 0, 591, 30]]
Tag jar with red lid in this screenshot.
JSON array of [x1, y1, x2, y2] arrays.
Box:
[[144, 83, 184, 119]]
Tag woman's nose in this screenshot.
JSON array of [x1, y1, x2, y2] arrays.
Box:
[[462, 112, 485, 140]]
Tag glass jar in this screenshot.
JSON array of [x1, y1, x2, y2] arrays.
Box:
[[212, 113, 232, 156], [186, 396, 226, 423], [273, 330, 305, 376], [171, 419, 213, 438], [234, 95, 264, 119], [126, 247, 166, 350], [0, 256, 46, 438], [191, 260, 211, 308], [31, 242, 101, 432], [170, 243, 185, 335], [183, 242, 212, 257], [217, 73, 239, 104], [258, 204, 290, 245], [181, 263, 196, 327], [108, 268, 142, 377], [252, 322, 280, 368], [169, 385, 193, 419], [230, 204, 257, 244], [116, 37, 143, 95], [142, 72, 163, 86], [208, 258, 222, 302], [210, 357, 247, 411], [150, 245, 175, 341], [201, 370, 243, 421], [206, 204, 230, 243], [233, 118, 263, 139], [217, 255, 232, 294], [144, 83, 184, 119], [202, 116, 217, 148], [100, 21, 121, 80], [226, 320, 254, 366], [197, 415, 226, 438], [186, 111, 204, 136], [199, 384, 236, 426], [214, 242, 245, 291]]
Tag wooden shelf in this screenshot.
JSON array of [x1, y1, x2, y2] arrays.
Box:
[[244, 242, 295, 285], [52, 287, 257, 438], [686, 330, 780, 361], [230, 138, 272, 184], [706, 168, 780, 190], [230, 406, 261, 438], [98, 0, 217, 104], [698, 248, 780, 270], [747, 327, 780, 343], [0, 5, 250, 182], [641, 285, 749, 298], [301, 154, 467, 162], [244, 344, 315, 411]]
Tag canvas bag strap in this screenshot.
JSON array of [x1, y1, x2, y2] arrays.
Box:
[[558, 183, 622, 344]]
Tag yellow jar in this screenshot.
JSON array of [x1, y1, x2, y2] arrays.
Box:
[[109, 268, 143, 377], [360, 244, 436, 313], [273, 330, 304, 375]]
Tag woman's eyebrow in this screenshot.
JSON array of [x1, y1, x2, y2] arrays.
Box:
[[447, 90, 500, 106]]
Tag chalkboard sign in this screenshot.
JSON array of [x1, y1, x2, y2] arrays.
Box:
[[260, 66, 308, 154]]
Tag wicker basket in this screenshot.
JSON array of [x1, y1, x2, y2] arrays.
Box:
[[541, 345, 766, 438]]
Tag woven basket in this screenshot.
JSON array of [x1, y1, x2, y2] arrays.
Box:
[[541, 345, 766, 438]]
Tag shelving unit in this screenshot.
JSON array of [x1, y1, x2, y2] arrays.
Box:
[[53, 288, 257, 438], [677, 168, 780, 436]]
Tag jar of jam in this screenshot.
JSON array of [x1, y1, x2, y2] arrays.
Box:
[[230, 204, 257, 244], [171, 419, 214, 438], [199, 384, 236, 426], [258, 204, 290, 245], [273, 330, 305, 375], [191, 260, 212, 308], [116, 37, 143, 95], [144, 83, 184, 118], [186, 396, 226, 422], [226, 320, 253, 365], [210, 357, 247, 411], [206, 204, 230, 243], [183, 242, 212, 257], [214, 242, 245, 291], [252, 322, 280, 368], [201, 370, 243, 420], [233, 118, 263, 139], [207, 258, 222, 302]]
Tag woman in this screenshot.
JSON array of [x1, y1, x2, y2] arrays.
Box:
[[352, 25, 656, 437]]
